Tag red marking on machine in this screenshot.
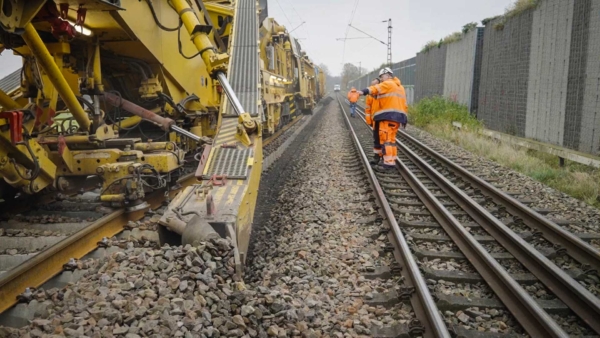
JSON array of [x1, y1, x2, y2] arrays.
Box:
[[194, 145, 212, 178], [0, 111, 24, 145], [57, 135, 67, 156], [209, 175, 227, 186]]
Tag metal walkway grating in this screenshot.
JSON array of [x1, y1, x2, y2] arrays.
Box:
[[206, 148, 253, 178], [225, 0, 259, 116]]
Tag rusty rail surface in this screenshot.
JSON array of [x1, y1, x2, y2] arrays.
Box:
[[349, 100, 600, 335], [336, 95, 450, 338]]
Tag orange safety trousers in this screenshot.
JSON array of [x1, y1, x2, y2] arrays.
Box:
[[373, 120, 400, 167]]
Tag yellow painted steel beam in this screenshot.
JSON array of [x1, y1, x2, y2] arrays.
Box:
[[0, 89, 20, 111], [92, 41, 102, 91], [21, 23, 91, 132], [204, 3, 233, 17], [114, 116, 142, 130], [0, 173, 198, 314], [171, 0, 223, 72]]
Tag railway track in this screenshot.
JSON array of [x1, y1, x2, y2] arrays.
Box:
[[0, 172, 198, 316], [0, 102, 325, 330], [336, 95, 600, 337], [1, 95, 599, 336]]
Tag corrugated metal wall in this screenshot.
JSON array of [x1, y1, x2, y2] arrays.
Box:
[[471, 28, 485, 115], [443, 28, 480, 110], [415, 44, 447, 102], [525, 0, 574, 146], [563, 0, 591, 150], [478, 12, 533, 137], [576, 0, 600, 155]]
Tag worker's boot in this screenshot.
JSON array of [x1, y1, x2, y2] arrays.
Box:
[[374, 165, 395, 173], [369, 154, 381, 165]]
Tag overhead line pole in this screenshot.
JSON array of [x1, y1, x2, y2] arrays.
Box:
[[384, 19, 392, 67]]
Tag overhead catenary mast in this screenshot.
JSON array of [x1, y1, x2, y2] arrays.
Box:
[[384, 18, 392, 67]]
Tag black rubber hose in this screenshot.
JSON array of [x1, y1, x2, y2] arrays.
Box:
[[145, 0, 179, 32]]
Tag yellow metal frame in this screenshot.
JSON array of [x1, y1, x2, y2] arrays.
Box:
[[21, 24, 90, 131]]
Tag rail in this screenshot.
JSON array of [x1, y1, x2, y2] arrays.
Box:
[[335, 95, 450, 338], [0, 173, 198, 314], [347, 98, 600, 336], [340, 96, 571, 337], [394, 131, 600, 332]]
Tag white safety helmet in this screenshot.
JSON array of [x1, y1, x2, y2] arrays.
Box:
[[379, 67, 393, 77]]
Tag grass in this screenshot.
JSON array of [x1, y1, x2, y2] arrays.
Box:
[[420, 40, 440, 54], [409, 97, 600, 207], [408, 96, 481, 130], [421, 22, 478, 54], [462, 22, 477, 34], [442, 32, 463, 44], [506, 0, 539, 18], [493, 0, 540, 30]]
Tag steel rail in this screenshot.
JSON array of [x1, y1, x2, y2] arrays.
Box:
[[396, 130, 600, 272], [395, 138, 600, 334], [353, 101, 600, 271], [355, 100, 600, 273], [335, 96, 450, 338], [0, 173, 198, 314], [352, 102, 600, 332], [343, 99, 569, 337]]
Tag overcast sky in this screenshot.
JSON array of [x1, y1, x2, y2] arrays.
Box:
[[268, 0, 514, 75], [0, 0, 514, 79]]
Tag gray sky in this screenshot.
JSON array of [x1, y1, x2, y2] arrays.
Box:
[[0, 0, 514, 79], [0, 52, 20, 79], [268, 0, 514, 75]]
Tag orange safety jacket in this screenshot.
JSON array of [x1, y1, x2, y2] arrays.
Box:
[[362, 77, 408, 124], [347, 90, 360, 103], [365, 94, 379, 126]]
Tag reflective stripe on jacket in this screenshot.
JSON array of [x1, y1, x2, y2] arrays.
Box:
[[365, 94, 379, 125], [365, 77, 408, 124]]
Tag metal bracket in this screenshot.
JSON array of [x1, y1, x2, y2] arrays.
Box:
[[62, 258, 78, 271], [194, 145, 212, 178], [0, 111, 23, 145], [408, 319, 425, 337], [206, 192, 215, 216], [511, 218, 524, 226], [192, 24, 212, 35], [390, 264, 403, 274], [398, 286, 415, 300], [76, 5, 87, 27], [209, 174, 227, 186]]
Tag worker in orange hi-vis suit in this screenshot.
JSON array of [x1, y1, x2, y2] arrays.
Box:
[[365, 78, 381, 163], [347, 87, 360, 118], [357, 67, 408, 171], [365, 78, 380, 126]]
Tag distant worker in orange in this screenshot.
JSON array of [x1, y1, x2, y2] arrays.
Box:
[[347, 87, 360, 118], [357, 67, 408, 171]]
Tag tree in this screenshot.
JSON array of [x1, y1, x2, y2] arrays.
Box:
[[340, 63, 360, 90], [318, 63, 341, 92], [318, 63, 331, 77]]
